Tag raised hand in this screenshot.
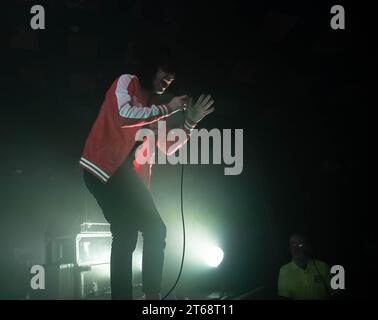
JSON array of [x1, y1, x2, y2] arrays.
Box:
[[186, 94, 215, 124]]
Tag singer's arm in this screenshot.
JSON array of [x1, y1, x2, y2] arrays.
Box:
[[150, 116, 197, 156], [151, 94, 215, 155]]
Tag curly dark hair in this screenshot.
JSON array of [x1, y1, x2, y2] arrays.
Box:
[[133, 44, 178, 92]]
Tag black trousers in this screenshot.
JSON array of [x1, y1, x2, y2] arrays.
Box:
[[83, 158, 166, 299]]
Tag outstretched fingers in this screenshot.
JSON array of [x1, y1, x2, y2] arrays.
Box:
[[200, 94, 212, 108], [202, 97, 214, 110], [204, 106, 215, 115]]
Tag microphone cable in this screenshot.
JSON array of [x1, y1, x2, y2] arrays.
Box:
[[162, 110, 186, 300]]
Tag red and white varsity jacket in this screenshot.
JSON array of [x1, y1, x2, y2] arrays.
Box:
[[79, 74, 196, 186]]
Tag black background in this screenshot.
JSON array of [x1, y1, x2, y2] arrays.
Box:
[[0, 0, 372, 299]]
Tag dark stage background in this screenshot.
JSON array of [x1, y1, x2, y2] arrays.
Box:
[[0, 0, 371, 299]]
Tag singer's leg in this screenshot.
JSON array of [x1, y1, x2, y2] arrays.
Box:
[[109, 220, 138, 299], [120, 163, 167, 298], [83, 169, 139, 299]]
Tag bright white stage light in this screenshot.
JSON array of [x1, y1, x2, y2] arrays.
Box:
[[204, 246, 224, 268]]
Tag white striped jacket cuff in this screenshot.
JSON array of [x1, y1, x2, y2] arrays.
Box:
[[184, 118, 197, 133]]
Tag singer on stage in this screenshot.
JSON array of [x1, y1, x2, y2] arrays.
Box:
[[79, 48, 215, 299]]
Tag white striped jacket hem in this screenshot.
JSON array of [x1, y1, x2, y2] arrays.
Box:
[[79, 157, 110, 183]]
